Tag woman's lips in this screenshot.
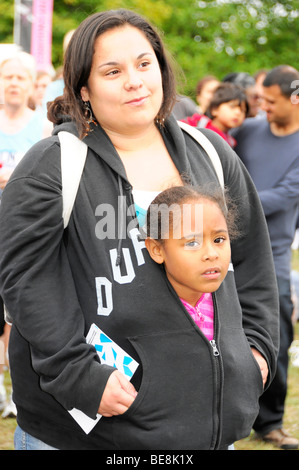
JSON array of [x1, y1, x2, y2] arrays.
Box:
[[126, 96, 148, 106]]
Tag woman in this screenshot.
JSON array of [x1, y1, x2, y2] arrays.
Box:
[[0, 9, 278, 450]]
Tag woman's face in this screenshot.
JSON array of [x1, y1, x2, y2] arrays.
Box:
[[81, 25, 163, 136]]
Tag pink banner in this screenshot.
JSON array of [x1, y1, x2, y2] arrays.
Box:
[[30, 0, 53, 71]]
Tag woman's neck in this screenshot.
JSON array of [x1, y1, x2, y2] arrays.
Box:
[[103, 121, 182, 191], [104, 122, 160, 154]]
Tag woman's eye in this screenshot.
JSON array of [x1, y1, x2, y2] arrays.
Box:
[[214, 237, 225, 244], [106, 69, 119, 76], [139, 61, 150, 68]]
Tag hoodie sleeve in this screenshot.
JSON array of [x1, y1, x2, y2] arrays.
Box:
[[0, 139, 115, 418], [198, 130, 280, 387]]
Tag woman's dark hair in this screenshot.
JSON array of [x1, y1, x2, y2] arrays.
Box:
[[47, 9, 177, 138], [205, 82, 249, 119], [146, 184, 239, 242]]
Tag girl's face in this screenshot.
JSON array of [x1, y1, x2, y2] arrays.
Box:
[[211, 99, 247, 132], [81, 25, 163, 136], [146, 198, 231, 306]]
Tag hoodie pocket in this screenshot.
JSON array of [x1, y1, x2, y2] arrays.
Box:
[[112, 329, 215, 450], [220, 326, 264, 446]]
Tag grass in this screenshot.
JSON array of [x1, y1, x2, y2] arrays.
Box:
[[0, 371, 14, 450], [234, 322, 299, 450], [1, 252, 299, 451], [235, 249, 299, 450]]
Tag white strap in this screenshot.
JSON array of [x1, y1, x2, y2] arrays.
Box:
[[177, 120, 224, 189], [59, 131, 88, 228], [59, 123, 223, 228]]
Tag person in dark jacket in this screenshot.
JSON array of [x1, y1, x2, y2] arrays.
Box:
[[0, 9, 279, 450], [233, 65, 299, 450]]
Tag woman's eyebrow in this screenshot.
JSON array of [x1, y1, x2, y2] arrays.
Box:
[[97, 52, 153, 69]]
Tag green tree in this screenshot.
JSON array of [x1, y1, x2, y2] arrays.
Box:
[[163, 0, 299, 97]]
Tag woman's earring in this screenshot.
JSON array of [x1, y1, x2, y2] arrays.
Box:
[[84, 101, 94, 124], [155, 115, 165, 127]]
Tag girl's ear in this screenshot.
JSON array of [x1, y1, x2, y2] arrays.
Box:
[[145, 238, 165, 264]]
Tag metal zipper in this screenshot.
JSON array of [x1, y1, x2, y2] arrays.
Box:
[[174, 291, 223, 449], [210, 339, 220, 356], [210, 295, 223, 450]]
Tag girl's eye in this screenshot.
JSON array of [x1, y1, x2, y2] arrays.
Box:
[[214, 237, 225, 244]]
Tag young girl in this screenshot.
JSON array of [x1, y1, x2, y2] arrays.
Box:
[[182, 83, 248, 148], [145, 185, 270, 447], [145, 184, 239, 342]]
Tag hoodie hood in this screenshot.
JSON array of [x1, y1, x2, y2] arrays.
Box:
[[52, 115, 192, 185], [52, 116, 193, 267]]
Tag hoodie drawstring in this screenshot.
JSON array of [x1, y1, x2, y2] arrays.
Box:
[[116, 175, 136, 267], [116, 175, 124, 266]]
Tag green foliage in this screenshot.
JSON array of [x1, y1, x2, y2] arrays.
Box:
[[162, 0, 299, 97], [0, 0, 15, 43], [0, 0, 298, 99]]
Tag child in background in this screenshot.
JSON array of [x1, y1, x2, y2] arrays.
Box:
[[182, 83, 248, 148]]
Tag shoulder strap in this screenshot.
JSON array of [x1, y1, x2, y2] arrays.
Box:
[[177, 120, 224, 189], [59, 124, 224, 228], [58, 131, 88, 228]]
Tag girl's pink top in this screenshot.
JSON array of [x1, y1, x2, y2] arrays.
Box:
[[180, 293, 214, 341]]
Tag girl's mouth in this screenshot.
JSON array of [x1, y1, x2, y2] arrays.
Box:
[[201, 268, 221, 280]]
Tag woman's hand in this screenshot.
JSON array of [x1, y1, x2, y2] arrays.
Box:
[[98, 370, 138, 417], [251, 348, 269, 387]]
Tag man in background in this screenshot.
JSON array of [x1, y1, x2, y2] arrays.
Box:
[[233, 65, 299, 450]]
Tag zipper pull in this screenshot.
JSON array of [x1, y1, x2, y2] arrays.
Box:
[[210, 339, 220, 356]]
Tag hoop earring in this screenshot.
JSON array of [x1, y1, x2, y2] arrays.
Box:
[[84, 101, 94, 124], [155, 116, 165, 127]]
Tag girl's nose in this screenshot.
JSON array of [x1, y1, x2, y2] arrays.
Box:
[[201, 244, 219, 261]]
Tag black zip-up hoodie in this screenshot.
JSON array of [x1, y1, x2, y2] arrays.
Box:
[[0, 116, 279, 450]]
